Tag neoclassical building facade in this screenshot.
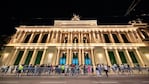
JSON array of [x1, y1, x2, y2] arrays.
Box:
[[1, 16, 149, 68]]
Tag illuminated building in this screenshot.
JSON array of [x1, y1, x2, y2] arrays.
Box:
[[1, 15, 149, 70]]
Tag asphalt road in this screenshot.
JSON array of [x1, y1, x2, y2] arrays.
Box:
[[0, 75, 149, 84]]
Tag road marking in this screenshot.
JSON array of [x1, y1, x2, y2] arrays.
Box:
[[40, 81, 66, 84], [0, 81, 18, 84], [92, 81, 118, 84], [142, 81, 149, 83]]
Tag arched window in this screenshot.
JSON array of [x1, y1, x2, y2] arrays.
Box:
[[83, 37, 87, 43], [73, 37, 78, 43], [64, 37, 68, 43]]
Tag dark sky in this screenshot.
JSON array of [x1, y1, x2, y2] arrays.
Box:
[[1, 0, 149, 36]]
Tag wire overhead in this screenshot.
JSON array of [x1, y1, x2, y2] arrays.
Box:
[[124, 0, 141, 16]]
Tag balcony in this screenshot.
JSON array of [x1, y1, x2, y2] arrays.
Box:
[[5, 43, 147, 48]]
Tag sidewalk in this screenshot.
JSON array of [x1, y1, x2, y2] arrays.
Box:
[[1, 70, 148, 77]]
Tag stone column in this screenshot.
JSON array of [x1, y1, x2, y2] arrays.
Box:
[[59, 32, 63, 43], [40, 48, 47, 65], [104, 48, 111, 66], [134, 31, 142, 42], [98, 31, 102, 43], [70, 32, 73, 43], [109, 32, 115, 43], [55, 31, 59, 43], [138, 30, 145, 39], [78, 32, 81, 43], [66, 49, 69, 64], [69, 49, 72, 64], [19, 31, 27, 43], [92, 31, 96, 42], [46, 31, 51, 43], [81, 33, 83, 43], [56, 48, 60, 65], [125, 31, 132, 43], [127, 31, 135, 43], [114, 49, 122, 65], [124, 49, 134, 67], [89, 31, 92, 43], [15, 31, 21, 41], [134, 49, 144, 66], [50, 31, 55, 43], [16, 31, 23, 42], [30, 49, 37, 65], [79, 49, 81, 65], [97, 31, 100, 42], [68, 32, 70, 43], [130, 31, 137, 43], [82, 49, 84, 65], [100, 31, 105, 43], [91, 48, 96, 74], [37, 33, 43, 43], [91, 48, 95, 66], [28, 32, 35, 43], [117, 32, 124, 43], [19, 49, 28, 65], [7, 48, 18, 65]]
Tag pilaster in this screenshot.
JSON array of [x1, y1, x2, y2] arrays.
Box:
[[19, 49, 28, 65]]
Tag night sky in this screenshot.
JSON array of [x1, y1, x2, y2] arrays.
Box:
[[1, 0, 149, 36]]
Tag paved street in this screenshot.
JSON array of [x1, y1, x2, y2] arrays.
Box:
[[0, 74, 149, 84]]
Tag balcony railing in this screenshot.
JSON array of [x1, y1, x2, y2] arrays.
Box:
[[5, 43, 147, 48]]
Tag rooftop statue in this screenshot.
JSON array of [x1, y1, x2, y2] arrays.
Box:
[[71, 14, 80, 21]]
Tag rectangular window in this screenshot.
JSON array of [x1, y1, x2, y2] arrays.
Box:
[[23, 34, 31, 43], [34, 51, 43, 65], [118, 51, 127, 64], [103, 34, 111, 43], [128, 51, 138, 64], [141, 30, 149, 38], [32, 34, 40, 43], [41, 34, 48, 43], [24, 51, 33, 65], [108, 51, 117, 65], [121, 34, 130, 43], [112, 34, 120, 43], [14, 51, 24, 65]]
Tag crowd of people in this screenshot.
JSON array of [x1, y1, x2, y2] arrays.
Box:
[[0, 63, 149, 77]]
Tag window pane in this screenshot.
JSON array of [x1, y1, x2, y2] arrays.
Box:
[[112, 34, 120, 43], [103, 34, 111, 43]]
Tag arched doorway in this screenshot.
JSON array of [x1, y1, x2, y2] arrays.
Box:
[[72, 52, 79, 65], [84, 52, 91, 65], [59, 52, 66, 65]]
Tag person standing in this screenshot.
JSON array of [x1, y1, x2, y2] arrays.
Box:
[[104, 64, 109, 77], [17, 64, 24, 77]]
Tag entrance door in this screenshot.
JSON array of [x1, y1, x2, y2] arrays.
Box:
[[72, 52, 78, 65], [84, 52, 91, 65], [59, 52, 66, 65]]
